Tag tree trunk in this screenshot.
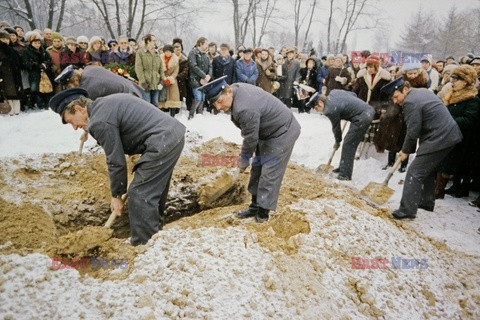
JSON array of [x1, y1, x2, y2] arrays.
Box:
[[326, 0, 334, 53], [47, 0, 55, 29], [303, 0, 317, 51], [55, 0, 67, 31]]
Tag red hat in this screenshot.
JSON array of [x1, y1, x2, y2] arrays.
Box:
[[365, 55, 380, 65]]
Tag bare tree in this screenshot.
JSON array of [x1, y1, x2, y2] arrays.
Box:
[[464, 6, 480, 55], [232, 0, 256, 48], [251, 0, 277, 47], [302, 0, 318, 51], [326, 0, 334, 53], [292, 0, 311, 47], [1, 0, 66, 31]]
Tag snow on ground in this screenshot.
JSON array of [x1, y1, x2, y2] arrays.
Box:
[[2, 108, 479, 256]]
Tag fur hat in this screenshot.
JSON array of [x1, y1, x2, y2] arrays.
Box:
[[0, 30, 9, 40], [274, 54, 284, 61], [88, 36, 102, 48], [65, 36, 76, 45], [51, 32, 63, 41], [77, 35, 88, 44], [26, 31, 42, 42], [4, 27, 17, 36], [451, 65, 477, 85], [335, 53, 343, 60], [365, 55, 380, 65]]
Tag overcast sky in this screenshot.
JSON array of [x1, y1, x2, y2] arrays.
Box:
[[195, 0, 478, 52]]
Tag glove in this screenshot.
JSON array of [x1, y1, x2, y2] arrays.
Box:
[[157, 83, 163, 90], [333, 142, 341, 150], [164, 79, 171, 86], [141, 82, 149, 90]]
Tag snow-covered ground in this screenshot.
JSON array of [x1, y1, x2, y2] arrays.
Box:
[[1, 108, 480, 319], [2, 108, 479, 255]]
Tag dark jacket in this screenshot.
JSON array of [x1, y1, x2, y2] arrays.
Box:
[[108, 48, 136, 66], [278, 58, 301, 99], [299, 66, 319, 92], [316, 65, 329, 93], [87, 93, 186, 197], [212, 54, 236, 85], [60, 47, 87, 71], [401, 88, 462, 156], [188, 47, 211, 88], [22, 44, 52, 93], [324, 66, 351, 95], [176, 53, 189, 100], [0, 42, 23, 99], [79, 65, 144, 100], [438, 93, 480, 175]]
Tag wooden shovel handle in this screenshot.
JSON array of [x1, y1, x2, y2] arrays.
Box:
[[104, 193, 128, 229], [79, 140, 85, 155], [383, 157, 403, 185]]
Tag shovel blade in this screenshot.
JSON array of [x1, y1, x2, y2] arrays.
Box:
[[360, 182, 394, 205], [316, 164, 334, 174]]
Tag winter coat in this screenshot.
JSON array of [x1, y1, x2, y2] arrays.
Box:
[[353, 68, 391, 105], [187, 47, 211, 89], [0, 42, 23, 99], [316, 65, 329, 93], [235, 58, 258, 85], [426, 66, 439, 92], [212, 55, 236, 85], [86, 50, 109, 66], [22, 44, 52, 93], [437, 87, 480, 175], [324, 66, 351, 95], [401, 88, 462, 156], [256, 56, 276, 92], [135, 47, 165, 91], [278, 58, 301, 99], [176, 53, 189, 100], [47, 46, 65, 78], [299, 66, 319, 92], [158, 53, 181, 109], [11, 41, 26, 57]]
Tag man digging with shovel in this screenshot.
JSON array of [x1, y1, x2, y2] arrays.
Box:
[[380, 77, 462, 220], [49, 88, 186, 245], [198, 76, 301, 222], [306, 90, 375, 181]]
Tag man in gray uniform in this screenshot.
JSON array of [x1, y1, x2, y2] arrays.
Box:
[[49, 88, 186, 245], [381, 77, 462, 219], [198, 76, 301, 222], [55, 64, 144, 100], [306, 89, 375, 180]]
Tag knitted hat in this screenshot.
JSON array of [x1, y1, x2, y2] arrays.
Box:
[[442, 64, 457, 74], [451, 65, 477, 85], [326, 54, 335, 61], [274, 54, 284, 61], [77, 35, 88, 44], [88, 36, 102, 48], [365, 55, 380, 65], [402, 62, 422, 72], [335, 53, 343, 60], [51, 32, 63, 41], [65, 36, 76, 45]]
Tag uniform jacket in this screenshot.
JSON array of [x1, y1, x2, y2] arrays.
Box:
[[230, 83, 300, 159], [323, 89, 375, 143], [401, 88, 462, 155], [87, 93, 186, 197], [80, 65, 144, 100], [135, 47, 165, 90], [187, 47, 211, 88], [0, 41, 23, 99], [212, 55, 236, 85], [235, 58, 258, 84]]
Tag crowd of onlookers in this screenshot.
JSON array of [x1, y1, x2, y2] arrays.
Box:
[[1, 22, 480, 210]]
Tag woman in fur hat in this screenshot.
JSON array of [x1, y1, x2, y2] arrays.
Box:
[[435, 65, 480, 199]]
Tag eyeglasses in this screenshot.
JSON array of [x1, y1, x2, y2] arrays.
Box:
[[119, 42, 127, 44], [111, 43, 118, 46], [79, 42, 87, 45]]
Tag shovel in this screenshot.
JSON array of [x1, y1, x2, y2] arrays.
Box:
[[316, 121, 348, 173], [78, 130, 88, 155], [197, 166, 250, 207], [104, 192, 128, 228], [360, 157, 402, 204]]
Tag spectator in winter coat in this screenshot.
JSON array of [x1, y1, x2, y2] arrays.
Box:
[[47, 32, 65, 94], [109, 36, 136, 66], [298, 58, 319, 112], [324, 54, 351, 95], [317, 54, 333, 94], [135, 33, 165, 106], [0, 30, 23, 115], [256, 49, 276, 93], [22, 31, 53, 110], [158, 45, 181, 117], [212, 43, 236, 85], [13, 25, 25, 43], [420, 55, 439, 93], [77, 36, 89, 51], [278, 48, 300, 108], [235, 48, 258, 85], [86, 36, 108, 66], [187, 36, 212, 119], [173, 43, 189, 105], [60, 37, 86, 71]]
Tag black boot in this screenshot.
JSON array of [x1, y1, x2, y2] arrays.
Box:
[[435, 172, 449, 199], [236, 195, 258, 219], [399, 160, 407, 173], [255, 207, 270, 223], [383, 152, 395, 170], [169, 108, 176, 117], [453, 180, 470, 198], [445, 177, 461, 195]]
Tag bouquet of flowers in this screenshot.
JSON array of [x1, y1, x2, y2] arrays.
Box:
[[104, 63, 138, 83]]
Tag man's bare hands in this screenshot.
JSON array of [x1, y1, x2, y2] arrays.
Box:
[[110, 197, 124, 216]]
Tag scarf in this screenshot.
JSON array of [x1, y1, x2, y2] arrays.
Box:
[[442, 85, 478, 105]]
